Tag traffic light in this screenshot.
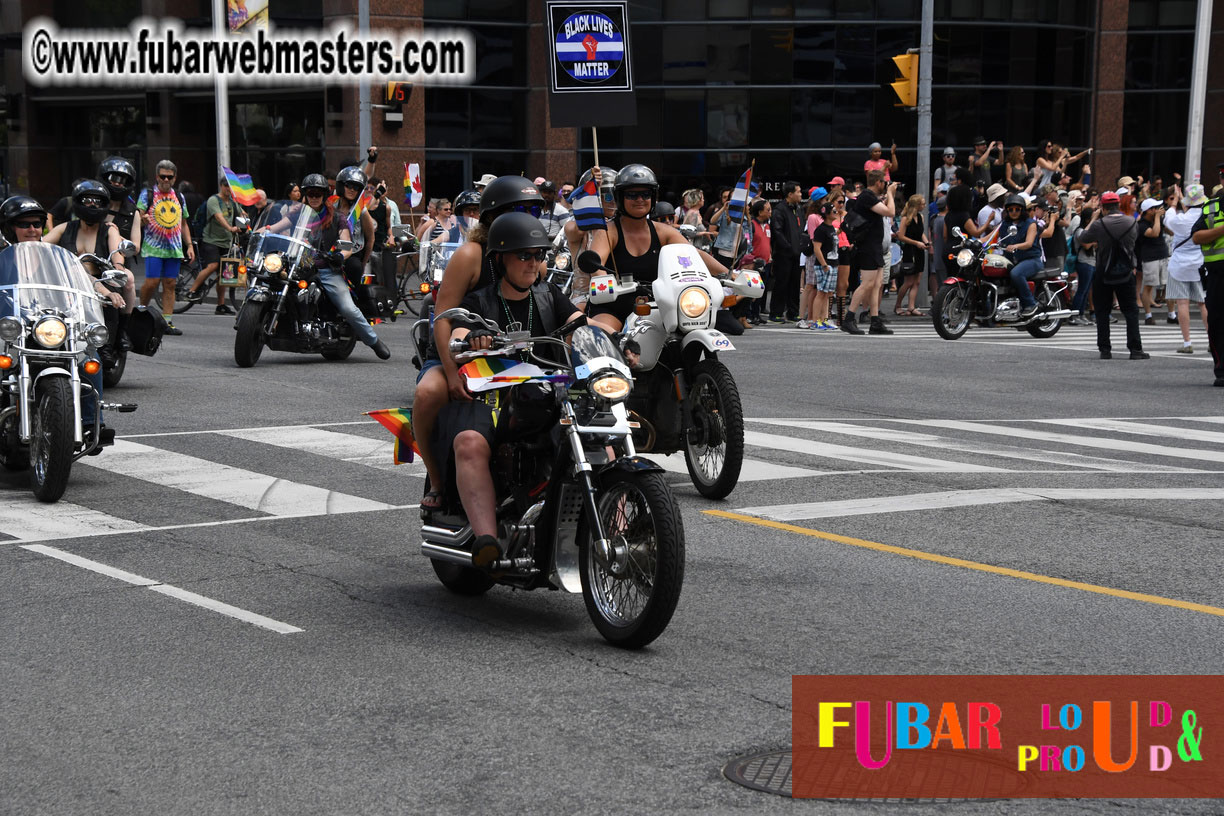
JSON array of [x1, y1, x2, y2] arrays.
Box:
[[383, 81, 411, 125], [891, 53, 918, 108]]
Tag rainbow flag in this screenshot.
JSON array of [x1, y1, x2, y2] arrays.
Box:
[[459, 357, 572, 392], [221, 166, 260, 206], [365, 408, 419, 465], [347, 189, 374, 235], [727, 165, 753, 225]]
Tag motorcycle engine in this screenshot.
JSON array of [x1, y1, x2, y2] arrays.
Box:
[[995, 298, 1020, 322]]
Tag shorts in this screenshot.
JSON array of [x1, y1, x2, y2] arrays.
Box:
[[838, 246, 856, 269], [416, 357, 441, 384], [142, 256, 181, 279], [1142, 258, 1169, 288], [855, 242, 885, 270], [200, 242, 226, 266], [803, 256, 819, 287], [815, 264, 836, 293], [433, 399, 496, 492], [1166, 276, 1205, 303]]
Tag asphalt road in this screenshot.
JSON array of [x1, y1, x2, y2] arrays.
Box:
[[2, 298, 1222, 815]]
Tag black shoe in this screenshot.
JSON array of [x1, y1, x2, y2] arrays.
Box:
[[1144, 316, 1155, 326], [1100, 350, 1112, 359], [372, 339, 391, 360], [868, 315, 894, 335], [1214, 378, 1224, 387], [1129, 350, 1150, 360], [1168, 315, 1179, 324], [840, 313, 865, 335], [185, 290, 204, 303], [215, 303, 235, 315], [85, 425, 115, 455], [471, 534, 503, 571], [164, 322, 183, 336], [1019, 305, 1040, 320]]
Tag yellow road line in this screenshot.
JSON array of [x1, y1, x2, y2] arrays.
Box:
[[704, 509, 1224, 618]]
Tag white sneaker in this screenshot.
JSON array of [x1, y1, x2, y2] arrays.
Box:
[[796, 320, 811, 329]]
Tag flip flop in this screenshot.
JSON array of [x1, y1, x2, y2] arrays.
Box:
[[420, 490, 443, 510]]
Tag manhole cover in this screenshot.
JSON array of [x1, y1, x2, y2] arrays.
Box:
[[723, 749, 792, 797]]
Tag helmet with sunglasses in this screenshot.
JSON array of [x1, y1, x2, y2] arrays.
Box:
[[72, 179, 112, 225], [486, 211, 551, 254], [0, 195, 47, 242], [300, 174, 328, 196], [614, 164, 659, 214], [336, 166, 367, 193], [97, 156, 136, 200], [478, 175, 545, 222]]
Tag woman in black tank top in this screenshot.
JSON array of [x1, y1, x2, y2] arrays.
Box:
[[609, 214, 662, 282]]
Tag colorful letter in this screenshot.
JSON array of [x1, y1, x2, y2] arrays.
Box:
[[1041, 704, 1057, 730], [968, 702, 1003, 749], [818, 702, 852, 747], [854, 700, 893, 770], [1150, 744, 1172, 772], [1092, 700, 1139, 772], [1150, 701, 1171, 728], [896, 702, 932, 749], [931, 702, 966, 750], [1018, 745, 1039, 771], [1041, 744, 1062, 771], [1060, 704, 1082, 730], [1063, 745, 1085, 772]]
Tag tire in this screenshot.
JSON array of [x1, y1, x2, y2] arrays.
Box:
[[933, 283, 973, 340], [397, 270, 425, 317], [430, 559, 495, 596], [579, 470, 685, 649], [29, 377, 74, 503], [1027, 288, 1066, 338], [233, 302, 266, 368], [102, 350, 127, 388], [682, 358, 744, 500], [320, 334, 357, 361]]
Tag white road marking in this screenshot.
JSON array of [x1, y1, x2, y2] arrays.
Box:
[[639, 451, 820, 481], [734, 488, 1224, 521], [0, 499, 150, 543], [22, 544, 303, 633], [217, 425, 416, 473], [750, 419, 1202, 473], [125, 420, 373, 439], [743, 429, 1005, 472], [1031, 418, 1224, 446], [80, 439, 396, 515]]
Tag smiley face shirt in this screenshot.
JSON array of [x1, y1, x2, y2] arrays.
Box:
[[136, 187, 189, 259]]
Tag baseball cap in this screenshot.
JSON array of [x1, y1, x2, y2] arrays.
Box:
[[1100, 190, 1120, 204], [973, 136, 987, 146], [810, 186, 828, 202], [1117, 175, 1135, 187], [937, 182, 950, 193], [943, 147, 955, 156], [1115, 187, 1130, 197], [1140, 198, 1161, 212], [827, 176, 845, 186], [473, 173, 497, 187], [537, 179, 556, 192], [1184, 184, 1208, 206]]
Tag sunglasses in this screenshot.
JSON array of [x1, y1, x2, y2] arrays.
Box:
[[304, 190, 325, 198], [1005, 206, 1023, 212], [159, 174, 175, 181], [510, 203, 543, 218], [512, 249, 547, 262], [622, 190, 652, 201], [440, 207, 452, 212], [80, 196, 106, 207], [13, 221, 42, 230]]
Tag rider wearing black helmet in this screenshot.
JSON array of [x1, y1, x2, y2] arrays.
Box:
[[653, 201, 677, 224], [333, 166, 374, 282], [0, 196, 47, 244], [98, 156, 141, 248], [585, 163, 730, 331], [437, 210, 583, 559]]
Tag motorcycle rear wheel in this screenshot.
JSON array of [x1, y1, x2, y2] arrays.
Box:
[[933, 283, 972, 340], [579, 470, 685, 649], [1027, 289, 1066, 338], [683, 358, 744, 500], [320, 334, 357, 361], [102, 350, 127, 388], [234, 303, 265, 368], [30, 377, 74, 503], [430, 559, 495, 595]]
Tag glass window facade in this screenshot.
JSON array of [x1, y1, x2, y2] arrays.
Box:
[[1121, 1, 1196, 180]]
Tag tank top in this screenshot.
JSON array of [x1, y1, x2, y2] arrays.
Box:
[[107, 198, 137, 238], [611, 216, 662, 283], [370, 201, 389, 248], [58, 220, 110, 258]]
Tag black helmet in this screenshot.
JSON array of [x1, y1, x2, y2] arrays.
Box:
[[301, 173, 328, 195], [336, 166, 366, 192], [478, 175, 544, 222], [653, 201, 675, 220], [577, 165, 618, 195], [454, 189, 481, 211], [72, 179, 111, 225], [615, 164, 659, 215], [0, 196, 47, 241], [486, 211, 551, 254], [1004, 194, 1027, 210], [98, 156, 136, 200]]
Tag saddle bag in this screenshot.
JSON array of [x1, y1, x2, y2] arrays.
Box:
[[126, 306, 168, 356]]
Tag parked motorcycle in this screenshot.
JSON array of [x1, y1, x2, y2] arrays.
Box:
[[411, 307, 685, 649], [233, 200, 377, 367], [578, 246, 764, 500], [933, 226, 1072, 340], [0, 242, 135, 502]]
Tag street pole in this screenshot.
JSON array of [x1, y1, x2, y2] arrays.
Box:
[[1185, 0, 1212, 185], [358, 0, 372, 154], [213, 0, 230, 170], [916, 0, 933, 307]]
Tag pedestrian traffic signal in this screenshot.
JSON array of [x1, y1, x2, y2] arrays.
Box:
[[891, 54, 918, 108], [383, 82, 411, 126]]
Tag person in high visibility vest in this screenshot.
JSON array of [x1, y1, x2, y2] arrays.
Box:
[[1192, 170, 1224, 386]]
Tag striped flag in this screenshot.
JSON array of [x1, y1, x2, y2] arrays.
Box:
[[221, 166, 260, 206], [568, 179, 605, 231], [365, 407, 419, 465], [347, 189, 374, 235], [726, 166, 753, 224]]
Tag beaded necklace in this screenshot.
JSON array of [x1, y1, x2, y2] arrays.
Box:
[[498, 286, 534, 361]]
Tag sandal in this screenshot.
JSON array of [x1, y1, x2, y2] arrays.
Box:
[[907, 308, 924, 316], [420, 489, 443, 510]]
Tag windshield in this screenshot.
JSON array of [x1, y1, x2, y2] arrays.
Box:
[[248, 200, 332, 268], [569, 324, 623, 371], [0, 242, 104, 324], [422, 241, 462, 283]]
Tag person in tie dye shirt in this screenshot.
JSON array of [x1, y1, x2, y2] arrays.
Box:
[[137, 159, 195, 334]]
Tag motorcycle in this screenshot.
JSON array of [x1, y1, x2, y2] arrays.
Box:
[[577, 246, 765, 500], [78, 241, 163, 388], [233, 200, 378, 367], [174, 214, 251, 314], [411, 308, 685, 649], [544, 231, 573, 295], [933, 226, 1072, 340], [0, 241, 136, 502]]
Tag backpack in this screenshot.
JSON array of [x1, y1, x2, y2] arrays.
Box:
[[841, 209, 870, 245], [1095, 218, 1137, 285]]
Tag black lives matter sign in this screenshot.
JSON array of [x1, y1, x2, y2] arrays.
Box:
[[547, 2, 637, 128]]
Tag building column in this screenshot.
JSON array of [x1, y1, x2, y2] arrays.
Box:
[[1090, 0, 1128, 188], [527, 5, 579, 184]]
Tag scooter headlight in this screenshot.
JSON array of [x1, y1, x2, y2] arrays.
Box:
[[33, 316, 68, 348], [263, 252, 283, 274], [590, 372, 631, 402], [956, 248, 976, 268], [679, 286, 711, 318], [84, 322, 110, 348], [0, 316, 21, 342]]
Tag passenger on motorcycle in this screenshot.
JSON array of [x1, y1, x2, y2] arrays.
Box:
[[333, 166, 377, 284], [563, 165, 618, 306], [2, 196, 113, 447], [435, 211, 583, 567], [98, 156, 142, 250], [998, 193, 1044, 319], [415, 175, 550, 510], [302, 174, 391, 359], [586, 163, 731, 332], [453, 189, 481, 240]]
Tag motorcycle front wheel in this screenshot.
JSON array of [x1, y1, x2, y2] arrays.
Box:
[[933, 283, 973, 340], [683, 358, 744, 500], [1027, 289, 1066, 338], [102, 350, 127, 388], [234, 303, 265, 368], [579, 469, 685, 649], [30, 377, 74, 503]]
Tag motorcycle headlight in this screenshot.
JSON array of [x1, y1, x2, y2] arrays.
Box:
[[678, 286, 710, 318], [263, 253, 284, 274], [84, 322, 109, 348], [554, 254, 570, 270], [0, 316, 21, 342], [33, 316, 68, 348], [590, 373, 631, 402], [956, 248, 976, 268]]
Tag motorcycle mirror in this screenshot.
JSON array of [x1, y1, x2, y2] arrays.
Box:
[[1006, 226, 1018, 237], [951, 227, 965, 239], [117, 240, 138, 258], [576, 250, 614, 276]]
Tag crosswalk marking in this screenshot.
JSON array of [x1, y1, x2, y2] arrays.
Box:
[[80, 439, 396, 516], [0, 499, 150, 543], [1032, 418, 1224, 446], [743, 429, 1005, 472], [218, 426, 413, 473], [640, 451, 821, 481]]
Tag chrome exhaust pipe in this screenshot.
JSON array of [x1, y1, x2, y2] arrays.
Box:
[[420, 523, 472, 547], [421, 541, 475, 566]]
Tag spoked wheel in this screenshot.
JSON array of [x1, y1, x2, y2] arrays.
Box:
[[682, 358, 744, 500], [233, 302, 265, 368], [1027, 288, 1066, 338], [933, 283, 973, 340], [579, 470, 685, 649], [30, 377, 74, 503], [320, 334, 357, 361], [397, 270, 427, 317], [173, 264, 205, 314]]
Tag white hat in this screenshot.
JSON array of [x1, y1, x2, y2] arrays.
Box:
[[1067, 189, 1084, 200], [473, 173, 497, 187], [1140, 198, 1161, 213], [1115, 187, 1130, 197], [1020, 193, 1036, 206], [1184, 184, 1208, 207], [986, 183, 1007, 202], [937, 182, 950, 193], [943, 147, 955, 157]]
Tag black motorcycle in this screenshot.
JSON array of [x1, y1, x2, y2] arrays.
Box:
[[78, 242, 163, 387], [234, 200, 388, 367]]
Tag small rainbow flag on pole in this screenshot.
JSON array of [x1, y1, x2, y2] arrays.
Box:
[[365, 407, 419, 465], [221, 166, 260, 206]]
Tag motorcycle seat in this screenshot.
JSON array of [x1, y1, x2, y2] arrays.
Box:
[[1031, 269, 1062, 281]]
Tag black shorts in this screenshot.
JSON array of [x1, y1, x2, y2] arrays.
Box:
[[432, 400, 496, 492], [200, 242, 225, 266], [855, 242, 885, 270], [587, 292, 636, 325], [838, 246, 856, 269]]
